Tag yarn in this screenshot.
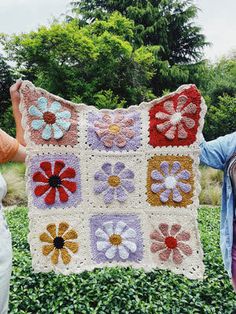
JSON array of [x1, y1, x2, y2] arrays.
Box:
[[20, 81, 206, 279]]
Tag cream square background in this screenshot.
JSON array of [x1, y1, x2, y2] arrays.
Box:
[[29, 213, 90, 274], [145, 211, 205, 279], [85, 152, 146, 212]]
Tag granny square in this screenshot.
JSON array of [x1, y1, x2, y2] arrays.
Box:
[[20, 81, 206, 279], [149, 85, 201, 147], [20, 83, 78, 147], [147, 211, 203, 278], [85, 153, 144, 211], [29, 214, 88, 274], [146, 154, 195, 208], [28, 153, 82, 210], [87, 110, 142, 151], [90, 213, 144, 263]]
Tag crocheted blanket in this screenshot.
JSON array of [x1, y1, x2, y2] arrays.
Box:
[[19, 81, 206, 279]]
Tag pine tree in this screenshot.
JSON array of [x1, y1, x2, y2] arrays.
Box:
[[70, 0, 208, 64]]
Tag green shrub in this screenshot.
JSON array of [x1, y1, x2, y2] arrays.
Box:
[[5, 206, 236, 313], [204, 95, 236, 141]]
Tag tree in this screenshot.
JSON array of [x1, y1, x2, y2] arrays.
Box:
[[0, 55, 15, 136], [198, 56, 236, 140], [204, 95, 236, 140], [204, 57, 236, 104], [1, 13, 157, 107], [70, 0, 208, 64], [0, 55, 13, 113]]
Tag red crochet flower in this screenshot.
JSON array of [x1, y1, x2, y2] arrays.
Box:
[[149, 85, 201, 147], [33, 160, 77, 205]]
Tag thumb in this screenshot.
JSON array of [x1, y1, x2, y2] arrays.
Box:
[[10, 79, 23, 94]]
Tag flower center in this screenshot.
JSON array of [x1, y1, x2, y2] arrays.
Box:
[[109, 124, 120, 134], [108, 175, 121, 187], [49, 175, 62, 188], [43, 111, 56, 124], [165, 236, 177, 249], [170, 112, 182, 125], [164, 176, 177, 189], [53, 236, 65, 249], [109, 234, 122, 246]]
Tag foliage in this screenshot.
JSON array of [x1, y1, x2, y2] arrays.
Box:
[[1, 14, 157, 107], [69, 0, 209, 96], [70, 0, 208, 64], [0, 106, 16, 137], [0, 4, 235, 141], [201, 57, 236, 140], [204, 57, 236, 104], [0, 55, 13, 112], [5, 206, 236, 313], [204, 95, 236, 141], [0, 55, 15, 134]]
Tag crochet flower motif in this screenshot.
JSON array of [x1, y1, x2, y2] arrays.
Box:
[[94, 162, 135, 204], [29, 97, 71, 140], [95, 221, 137, 260], [40, 222, 79, 265], [150, 223, 192, 264], [155, 95, 197, 140], [94, 113, 135, 148], [151, 161, 191, 203], [33, 160, 77, 205]]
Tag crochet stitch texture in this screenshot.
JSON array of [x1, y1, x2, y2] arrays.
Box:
[[19, 81, 206, 279]]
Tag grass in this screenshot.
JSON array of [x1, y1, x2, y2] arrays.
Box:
[[199, 166, 223, 206], [5, 206, 236, 314], [0, 162, 26, 206], [1, 163, 223, 207]]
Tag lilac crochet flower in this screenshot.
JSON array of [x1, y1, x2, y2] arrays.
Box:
[[151, 161, 192, 203], [94, 162, 135, 204]]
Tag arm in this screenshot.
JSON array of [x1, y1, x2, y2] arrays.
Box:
[[200, 132, 236, 170], [0, 129, 26, 163], [11, 144, 26, 163], [10, 80, 26, 147]]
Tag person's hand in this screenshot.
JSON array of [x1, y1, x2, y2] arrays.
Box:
[[9, 79, 26, 146], [10, 79, 22, 108]]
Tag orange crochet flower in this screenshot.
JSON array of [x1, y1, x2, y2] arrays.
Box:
[[40, 222, 79, 265]]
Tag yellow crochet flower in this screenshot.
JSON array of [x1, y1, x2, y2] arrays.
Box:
[[39, 222, 79, 265]]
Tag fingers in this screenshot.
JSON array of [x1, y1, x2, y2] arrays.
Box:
[[10, 79, 23, 95]]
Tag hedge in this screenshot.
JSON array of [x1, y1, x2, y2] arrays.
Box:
[[5, 206, 236, 313]]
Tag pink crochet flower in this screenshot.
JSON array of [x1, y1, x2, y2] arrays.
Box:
[[150, 223, 192, 264], [155, 95, 197, 140], [94, 113, 135, 148]]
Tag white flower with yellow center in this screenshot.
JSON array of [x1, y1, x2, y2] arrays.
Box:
[[95, 221, 137, 260]]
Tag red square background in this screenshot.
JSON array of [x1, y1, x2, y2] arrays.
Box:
[[149, 85, 201, 147]]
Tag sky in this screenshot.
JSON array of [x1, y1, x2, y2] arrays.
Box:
[[0, 0, 235, 61]]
